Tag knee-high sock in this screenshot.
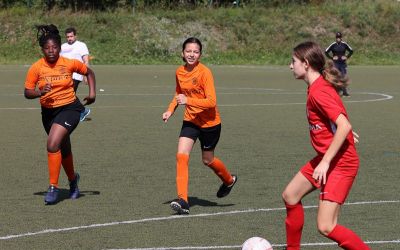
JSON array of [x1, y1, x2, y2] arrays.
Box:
[[327, 224, 370, 250], [48, 150, 62, 187], [176, 153, 189, 202], [207, 157, 233, 185], [285, 202, 304, 250], [62, 153, 75, 181]]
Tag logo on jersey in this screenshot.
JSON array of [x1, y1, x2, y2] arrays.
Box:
[[192, 77, 198, 86], [59, 65, 68, 75], [309, 123, 322, 131]]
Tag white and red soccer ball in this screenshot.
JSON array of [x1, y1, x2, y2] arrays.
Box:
[[242, 236, 273, 250]]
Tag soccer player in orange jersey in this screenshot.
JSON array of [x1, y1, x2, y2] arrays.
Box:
[[283, 41, 370, 249], [24, 24, 96, 205], [162, 37, 237, 215]]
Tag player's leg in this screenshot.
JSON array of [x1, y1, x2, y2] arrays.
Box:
[[199, 124, 236, 198], [282, 169, 316, 250], [170, 136, 195, 214], [44, 123, 69, 204], [176, 136, 196, 201], [60, 136, 80, 199], [339, 64, 350, 96], [319, 200, 370, 249], [170, 122, 198, 214], [319, 167, 370, 249]]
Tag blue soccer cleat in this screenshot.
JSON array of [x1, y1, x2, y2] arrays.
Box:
[[69, 173, 80, 199], [44, 185, 60, 205]]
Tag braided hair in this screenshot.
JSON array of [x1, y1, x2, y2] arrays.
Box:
[[36, 24, 61, 48], [293, 41, 349, 94]]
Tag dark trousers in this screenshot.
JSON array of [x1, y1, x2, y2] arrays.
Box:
[[334, 62, 349, 96]]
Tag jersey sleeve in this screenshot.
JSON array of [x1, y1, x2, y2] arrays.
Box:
[[344, 43, 353, 58], [186, 68, 217, 109], [24, 63, 40, 90], [71, 59, 88, 75], [166, 76, 181, 113], [310, 90, 343, 123], [325, 43, 334, 59]]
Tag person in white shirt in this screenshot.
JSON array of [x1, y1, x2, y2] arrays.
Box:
[[61, 27, 91, 121]]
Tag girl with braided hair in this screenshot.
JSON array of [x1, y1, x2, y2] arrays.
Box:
[[24, 24, 96, 205], [282, 41, 369, 250]]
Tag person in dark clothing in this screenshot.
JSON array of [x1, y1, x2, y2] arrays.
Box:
[[325, 32, 353, 96]]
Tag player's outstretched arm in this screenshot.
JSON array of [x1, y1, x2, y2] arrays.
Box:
[[83, 67, 96, 106]]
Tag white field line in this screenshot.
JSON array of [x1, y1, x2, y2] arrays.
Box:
[[106, 239, 400, 250], [0, 92, 393, 110], [0, 200, 398, 241]]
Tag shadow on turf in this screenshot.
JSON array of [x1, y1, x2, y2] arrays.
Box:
[[33, 189, 100, 204], [164, 196, 235, 208]]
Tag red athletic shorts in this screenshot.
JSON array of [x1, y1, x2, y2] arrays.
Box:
[[300, 155, 359, 204]]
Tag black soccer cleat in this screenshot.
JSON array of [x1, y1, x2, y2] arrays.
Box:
[[217, 175, 237, 198], [170, 198, 190, 215]]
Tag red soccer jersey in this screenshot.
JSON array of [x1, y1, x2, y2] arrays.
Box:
[[306, 76, 358, 167], [25, 56, 88, 108], [167, 62, 221, 128]]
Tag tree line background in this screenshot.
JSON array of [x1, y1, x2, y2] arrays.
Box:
[[0, 0, 324, 10]]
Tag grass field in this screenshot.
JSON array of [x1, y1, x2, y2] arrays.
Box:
[[0, 65, 399, 250]]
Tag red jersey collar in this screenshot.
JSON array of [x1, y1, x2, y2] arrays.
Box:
[[308, 75, 326, 94]]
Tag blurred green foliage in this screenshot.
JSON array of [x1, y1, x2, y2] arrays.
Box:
[[0, 0, 399, 65]]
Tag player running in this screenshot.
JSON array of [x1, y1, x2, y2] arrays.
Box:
[[162, 37, 237, 215], [24, 24, 96, 205], [282, 41, 370, 250]]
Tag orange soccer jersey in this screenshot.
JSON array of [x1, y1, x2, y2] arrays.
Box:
[[25, 56, 88, 108], [167, 62, 221, 128]]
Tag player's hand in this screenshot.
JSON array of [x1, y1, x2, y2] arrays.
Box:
[[162, 111, 172, 123], [341, 56, 347, 61], [352, 131, 359, 144], [333, 56, 338, 61], [313, 160, 330, 185], [176, 94, 187, 105], [83, 94, 96, 106], [40, 82, 52, 95]]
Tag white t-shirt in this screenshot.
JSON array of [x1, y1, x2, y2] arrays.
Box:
[[61, 40, 89, 81]]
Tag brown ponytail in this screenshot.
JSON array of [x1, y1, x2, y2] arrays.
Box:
[[293, 41, 349, 94]]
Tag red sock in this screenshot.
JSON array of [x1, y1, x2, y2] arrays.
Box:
[[285, 202, 304, 250], [176, 153, 189, 202], [62, 153, 75, 181], [207, 157, 233, 185], [327, 224, 370, 250], [48, 151, 62, 187]]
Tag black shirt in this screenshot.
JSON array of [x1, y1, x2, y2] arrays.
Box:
[[325, 41, 353, 64]]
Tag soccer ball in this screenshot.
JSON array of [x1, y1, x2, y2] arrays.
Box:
[[242, 236, 273, 250]]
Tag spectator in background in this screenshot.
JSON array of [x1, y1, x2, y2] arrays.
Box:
[[325, 32, 353, 96], [61, 27, 91, 121]]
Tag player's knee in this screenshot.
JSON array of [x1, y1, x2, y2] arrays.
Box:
[[202, 157, 213, 166], [317, 221, 335, 236], [47, 141, 60, 153], [282, 189, 293, 204]]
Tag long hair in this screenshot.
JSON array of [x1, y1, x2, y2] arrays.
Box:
[[293, 41, 349, 93], [36, 24, 61, 48]]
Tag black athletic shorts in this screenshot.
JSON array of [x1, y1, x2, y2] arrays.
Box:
[[179, 121, 221, 151], [41, 99, 84, 135]]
